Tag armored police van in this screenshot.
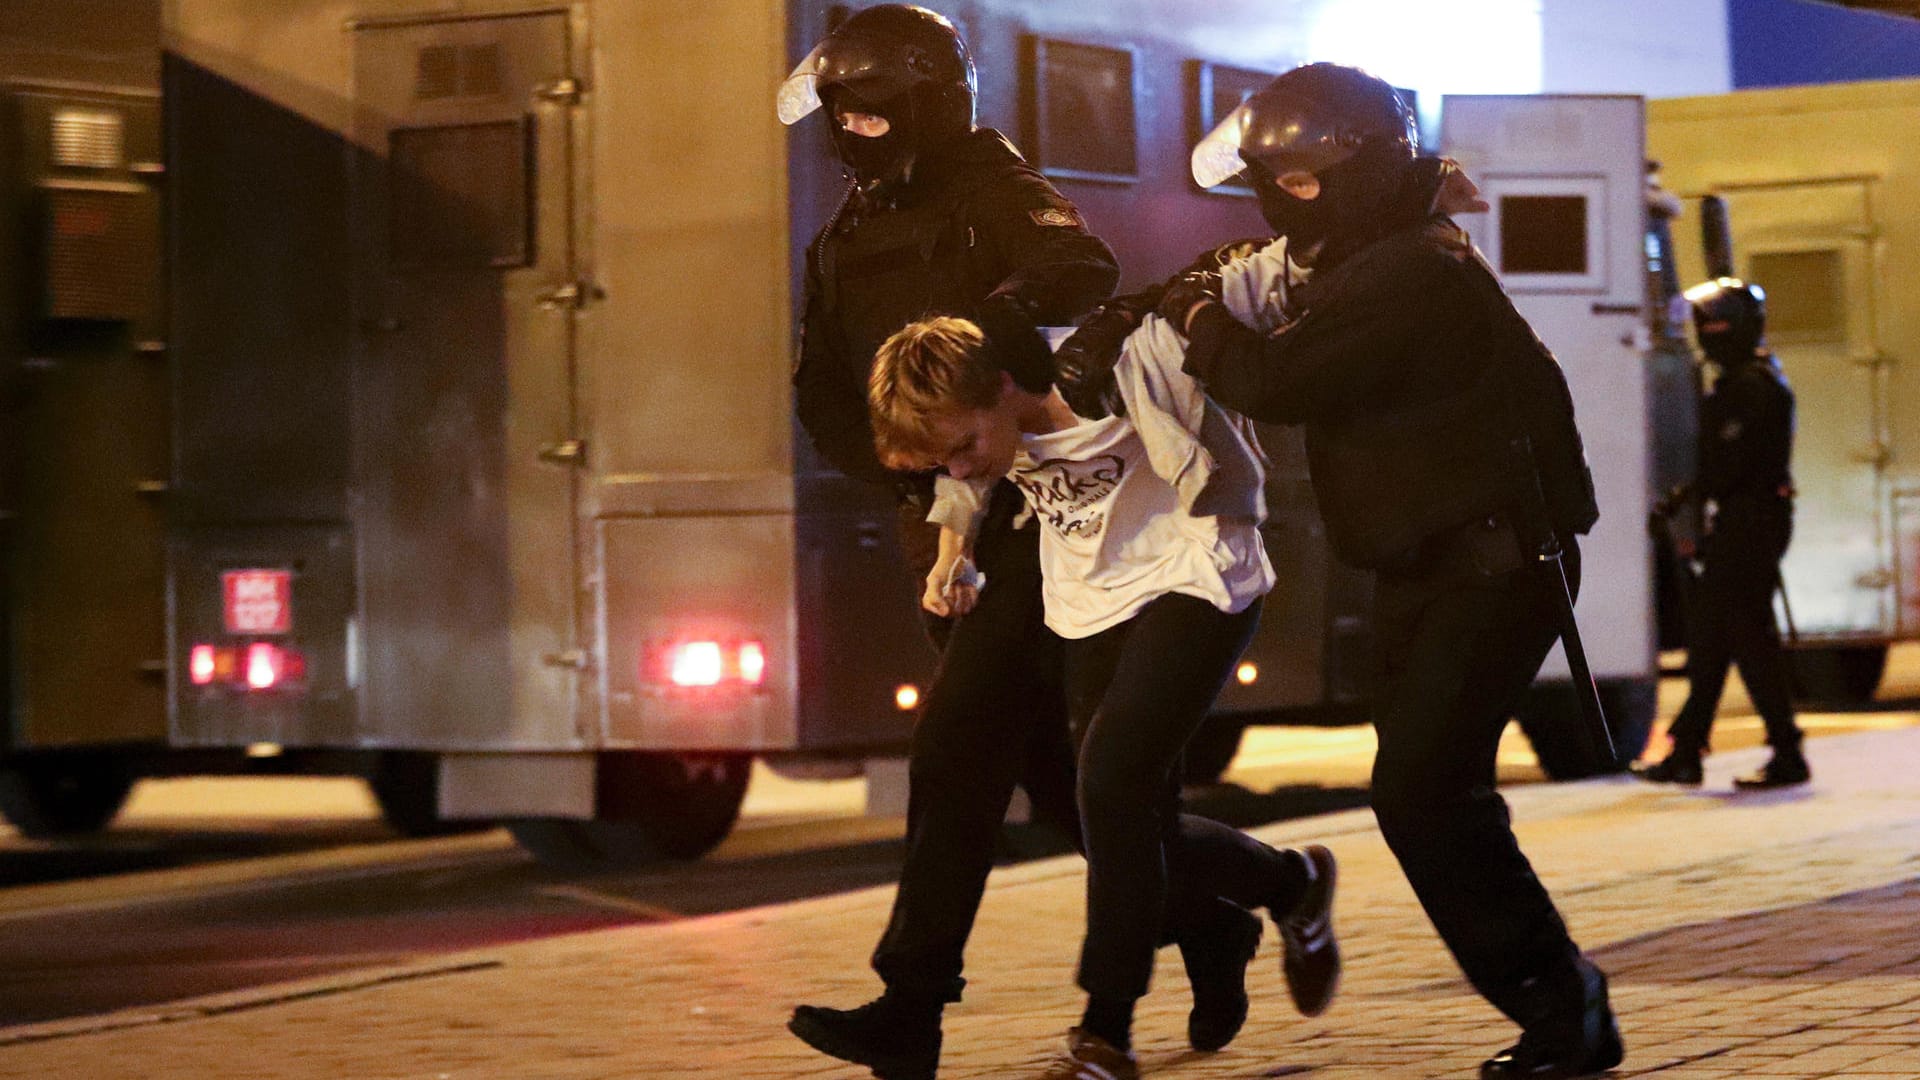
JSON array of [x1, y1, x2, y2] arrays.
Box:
[[1651, 78, 1920, 706], [5, 0, 1672, 865]]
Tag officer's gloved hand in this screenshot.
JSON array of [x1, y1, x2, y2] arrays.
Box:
[[1054, 299, 1146, 419], [1156, 269, 1224, 333], [973, 295, 1054, 393]]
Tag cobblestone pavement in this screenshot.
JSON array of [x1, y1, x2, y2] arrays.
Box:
[[6, 728, 1920, 1079]]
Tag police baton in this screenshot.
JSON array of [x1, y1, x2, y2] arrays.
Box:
[[1538, 538, 1616, 770], [1515, 432, 1614, 770]]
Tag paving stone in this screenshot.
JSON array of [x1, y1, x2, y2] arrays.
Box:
[[5, 730, 1920, 1078]]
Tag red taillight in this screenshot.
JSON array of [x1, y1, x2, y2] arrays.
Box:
[[670, 641, 725, 687], [738, 642, 767, 686], [190, 645, 217, 686], [650, 638, 770, 691], [245, 643, 282, 690], [192, 642, 304, 691]]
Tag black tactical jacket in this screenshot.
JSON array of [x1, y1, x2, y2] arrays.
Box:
[[1180, 218, 1599, 570], [793, 128, 1119, 486], [1699, 356, 1794, 505]]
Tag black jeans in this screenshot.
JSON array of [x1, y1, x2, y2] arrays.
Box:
[[1066, 592, 1281, 1001], [871, 490, 1081, 1002], [1369, 531, 1592, 1027], [1668, 513, 1800, 755]]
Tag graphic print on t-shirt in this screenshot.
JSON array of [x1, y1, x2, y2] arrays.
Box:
[[1012, 454, 1126, 540]]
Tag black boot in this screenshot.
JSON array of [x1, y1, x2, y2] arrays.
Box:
[[788, 992, 942, 1080], [1482, 962, 1623, 1079], [1178, 904, 1263, 1052], [1734, 749, 1810, 790], [1630, 747, 1702, 786]]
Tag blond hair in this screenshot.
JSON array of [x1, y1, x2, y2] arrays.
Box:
[[868, 315, 1003, 467]]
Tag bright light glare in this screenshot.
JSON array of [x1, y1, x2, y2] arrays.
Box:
[[246, 742, 284, 758], [738, 641, 767, 686], [1236, 662, 1260, 686], [1308, 0, 1542, 136], [190, 644, 217, 686], [671, 641, 725, 687], [895, 684, 921, 711], [245, 643, 281, 690]]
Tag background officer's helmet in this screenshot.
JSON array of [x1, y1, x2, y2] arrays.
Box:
[[1685, 277, 1768, 362]]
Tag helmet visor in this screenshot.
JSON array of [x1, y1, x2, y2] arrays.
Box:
[[776, 34, 918, 126], [1190, 99, 1256, 190]]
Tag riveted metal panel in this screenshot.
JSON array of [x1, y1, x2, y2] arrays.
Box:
[[350, 10, 582, 749], [600, 514, 796, 750]]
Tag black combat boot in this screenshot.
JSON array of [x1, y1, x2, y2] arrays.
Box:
[[1630, 747, 1703, 786], [788, 991, 942, 1080], [1733, 749, 1810, 790], [1482, 961, 1623, 1079], [1179, 904, 1263, 1051]]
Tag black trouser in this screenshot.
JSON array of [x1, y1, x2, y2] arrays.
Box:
[[871, 486, 1082, 1002], [1066, 592, 1283, 1001], [1667, 509, 1800, 756], [1369, 529, 1591, 1027]]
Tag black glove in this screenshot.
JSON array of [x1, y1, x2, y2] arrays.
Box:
[[1054, 298, 1149, 419], [973, 295, 1054, 393], [1155, 269, 1223, 332]]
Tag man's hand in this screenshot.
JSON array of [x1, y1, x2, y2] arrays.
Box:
[[1155, 269, 1223, 334], [922, 555, 982, 617]]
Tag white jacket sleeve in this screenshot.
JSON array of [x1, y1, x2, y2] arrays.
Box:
[[927, 473, 996, 540]]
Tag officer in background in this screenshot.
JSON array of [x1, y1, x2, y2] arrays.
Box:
[[1062, 63, 1622, 1078], [1635, 278, 1807, 789], [778, 9, 1271, 1078]]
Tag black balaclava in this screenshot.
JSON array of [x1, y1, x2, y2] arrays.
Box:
[[823, 85, 917, 188], [1247, 138, 1420, 257], [1687, 277, 1768, 366]]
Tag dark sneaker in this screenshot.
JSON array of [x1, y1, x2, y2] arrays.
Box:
[[1180, 904, 1262, 1051], [1733, 752, 1810, 790], [1036, 1028, 1139, 1080], [1630, 751, 1703, 786], [1482, 965, 1623, 1079], [788, 997, 940, 1080], [1277, 844, 1341, 1017]]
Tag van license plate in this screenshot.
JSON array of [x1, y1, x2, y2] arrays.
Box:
[[223, 569, 292, 635]]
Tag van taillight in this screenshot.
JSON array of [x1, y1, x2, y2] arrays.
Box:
[[738, 642, 767, 686], [190, 642, 306, 691], [670, 641, 725, 687], [190, 645, 217, 685], [648, 639, 769, 691]]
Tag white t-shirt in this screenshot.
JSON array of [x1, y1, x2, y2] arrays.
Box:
[[1012, 412, 1274, 639]]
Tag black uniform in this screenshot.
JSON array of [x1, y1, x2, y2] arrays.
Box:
[[1177, 215, 1608, 1033], [1665, 355, 1799, 757], [795, 127, 1121, 1003]]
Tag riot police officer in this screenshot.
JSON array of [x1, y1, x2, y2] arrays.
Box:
[[1062, 63, 1622, 1078], [778, 9, 1285, 1078], [1636, 278, 1807, 789]]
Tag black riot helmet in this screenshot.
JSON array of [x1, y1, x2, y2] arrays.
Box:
[[777, 5, 977, 189], [1190, 63, 1418, 256], [1684, 276, 1768, 364]]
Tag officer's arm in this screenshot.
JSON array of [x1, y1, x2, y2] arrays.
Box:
[[1052, 237, 1273, 418], [972, 168, 1120, 325], [792, 273, 895, 484], [1181, 240, 1464, 424]]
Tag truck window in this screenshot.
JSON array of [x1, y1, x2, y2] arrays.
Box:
[[1499, 193, 1588, 275], [1748, 249, 1843, 342]]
